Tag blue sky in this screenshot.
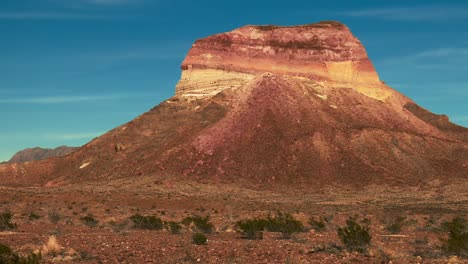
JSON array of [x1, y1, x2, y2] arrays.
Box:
[[1, 0, 467, 161]]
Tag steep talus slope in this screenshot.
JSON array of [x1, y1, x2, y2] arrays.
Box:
[[0, 21, 466, 188]]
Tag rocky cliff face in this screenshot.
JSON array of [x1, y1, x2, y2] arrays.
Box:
[[176, 21, 385, 100], [0, 21, 466, 188]]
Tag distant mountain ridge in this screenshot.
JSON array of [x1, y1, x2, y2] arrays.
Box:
[[6, 146, 78, 164]]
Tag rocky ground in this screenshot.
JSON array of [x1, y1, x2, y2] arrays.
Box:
[[0, 177, 467, 263]]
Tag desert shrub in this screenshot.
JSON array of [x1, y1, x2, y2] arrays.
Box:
[[182, 215, 214, 234], [80, 214, 99, 228], [28, 212, 40, 221], [130, 214, 163, 230], [48, 212, 61, 224], [181, 217, 193, 226], [167, 221, 182, 234], [192, 232, 207, 245], [309, 215, 332, 232], [0, 211, 16, 231], [41, 235, 61, 256], [0, 243, 41, 264], [441, 217, 468, 256], [235, 218, 267, 240], [385, 216, 407, 234], [337, 216, 371, 253], [265, 212, 304, 239]]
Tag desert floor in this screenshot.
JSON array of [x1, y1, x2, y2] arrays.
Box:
[[0, 176, 467, 263]]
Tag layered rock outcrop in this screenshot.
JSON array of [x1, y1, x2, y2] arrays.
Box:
[[176, 21, 387, 100]]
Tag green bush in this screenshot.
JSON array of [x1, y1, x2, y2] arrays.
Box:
[[167, 221, 182, 234], [309, 216, 332, 232], [182, 215, 214, 234], [235, 218, 267, 240], [0, 243, 41, 264], [385, 216, 407, 234], [265, 212, 304, 239], [28, 212, 40, 221], [0, 212, 16, 231], [80, 214, 99, 228], [181, 217, 193, 226], [130, 214, 163, 230], [192, 232, 207, 245], [441, 217, 468, 256], [337, 216, 371, 253], [48, 212, 61, 224]]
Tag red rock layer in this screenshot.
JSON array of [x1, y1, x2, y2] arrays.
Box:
[[177, 21, 380, 95]]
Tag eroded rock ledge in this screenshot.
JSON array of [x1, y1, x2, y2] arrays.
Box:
[[176, 21, 383, 99]]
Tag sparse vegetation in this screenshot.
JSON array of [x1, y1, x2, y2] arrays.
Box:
[[309, 215, 332, 232], [0, 243, 41, 264], [0, 211, 16, 231], [441, 217, 468, 256], [80, 214, 99, 228], [235, 218, 267, 240], [28, 212, 40, 221], [182, 215, 214, 234], [265, 212, 304, 239], [385, 216, 407, 234], [337, 216, 371, 253], [167, 221, 182, 234], [42, 236, 61, 256], [235, 212, 304, 239], [48, 212, 61, 224], [130, 214, 163, 230], [192, 232, 207, 245]]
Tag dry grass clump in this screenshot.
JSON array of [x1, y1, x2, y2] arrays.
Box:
[[42, 236, 61, 256]]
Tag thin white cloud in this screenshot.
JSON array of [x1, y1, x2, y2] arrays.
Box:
[[413, 48, 468, 58], [0, 12, 112, 20], [0, 95, 122, 104], [380, 47, 468, 70], [342, 6, 468, 21], [44, 132, 104, 140]]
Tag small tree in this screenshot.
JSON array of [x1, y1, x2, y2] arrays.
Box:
[[337, 216, 371, 253]]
